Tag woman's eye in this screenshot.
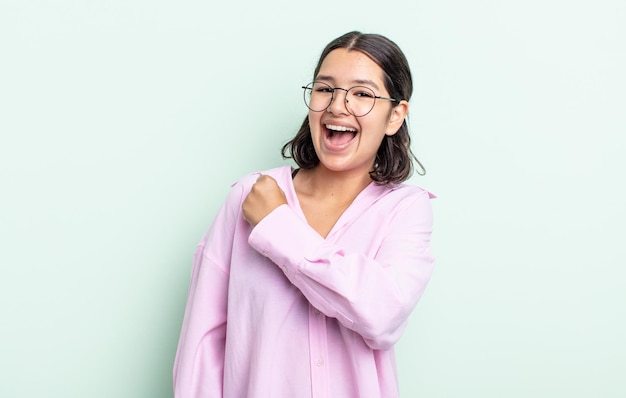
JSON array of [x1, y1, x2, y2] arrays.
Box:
[[354, 90, 374, 98], [315, 87, 334, 93]]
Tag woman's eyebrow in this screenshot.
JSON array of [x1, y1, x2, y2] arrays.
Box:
[[315, 75, 335, 83], [352, 79, 380, 90], [315, 75, 381, 90]]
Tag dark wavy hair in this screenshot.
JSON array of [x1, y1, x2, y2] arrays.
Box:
[[281, 31, 425, 185]]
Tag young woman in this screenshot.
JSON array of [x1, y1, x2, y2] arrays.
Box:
[[174, 31, 435, 398]]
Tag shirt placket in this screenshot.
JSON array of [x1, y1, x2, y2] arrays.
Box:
[[308, 303, 330, 398]]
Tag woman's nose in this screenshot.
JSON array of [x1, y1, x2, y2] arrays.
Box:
[[327, 88, 350, 115]]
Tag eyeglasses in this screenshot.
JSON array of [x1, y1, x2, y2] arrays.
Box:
[[302, 81, 397, 117]]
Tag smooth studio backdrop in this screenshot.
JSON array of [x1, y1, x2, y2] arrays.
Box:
[[1, 1, 625, 397]]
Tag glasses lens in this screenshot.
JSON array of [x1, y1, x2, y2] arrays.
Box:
[[346, 86, 376, 117], [304, 82, 333, 112], [302, 82, 378, 116]]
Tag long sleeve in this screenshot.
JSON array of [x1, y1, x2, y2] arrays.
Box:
[[173, 183, 244, 398], [248, 188, 435, 350], [173, 250, 228, 398]]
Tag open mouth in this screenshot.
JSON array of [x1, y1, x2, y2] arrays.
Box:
[[325, 124, 357, 147]]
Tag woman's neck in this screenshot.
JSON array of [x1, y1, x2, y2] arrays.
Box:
[[292, 166, 374, 238], [294, 166, 373, 203]]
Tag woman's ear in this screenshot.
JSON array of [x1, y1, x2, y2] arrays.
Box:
[[385, 100, 409, 136]]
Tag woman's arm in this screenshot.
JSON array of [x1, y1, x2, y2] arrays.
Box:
[[173, 248, 228, 398], [173, 183, 244, 397], [248, 189, 435, 350]]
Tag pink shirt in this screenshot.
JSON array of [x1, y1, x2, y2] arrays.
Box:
[[173, 165, 435, 398]]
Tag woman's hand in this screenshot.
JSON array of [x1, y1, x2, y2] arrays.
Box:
[[242, 175, 288, 227]]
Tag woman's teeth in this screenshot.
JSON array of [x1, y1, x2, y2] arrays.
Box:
[[326, 124, 356, 132]]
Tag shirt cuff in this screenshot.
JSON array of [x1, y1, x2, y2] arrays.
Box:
[[248, 204, 325, 277]]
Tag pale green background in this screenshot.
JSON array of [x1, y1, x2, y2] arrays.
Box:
[[1, 1, 625, 397]]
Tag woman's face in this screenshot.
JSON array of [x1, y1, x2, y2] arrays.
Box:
[[308, 48, 408, 178]]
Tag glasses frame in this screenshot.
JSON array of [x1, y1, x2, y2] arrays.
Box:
[[302, 81, 398, 117]]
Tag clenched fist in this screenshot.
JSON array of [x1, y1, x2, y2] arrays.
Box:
[[242, 175, 288, 227]]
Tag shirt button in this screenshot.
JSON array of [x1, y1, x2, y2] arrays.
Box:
[[316, 359, 324, 367]]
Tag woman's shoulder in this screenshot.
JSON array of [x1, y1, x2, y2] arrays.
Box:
[[377, 181, 436, 203], [216, 166, 292, 211], [371, 183, 436, 223], [397, 183, 435, 198], [229, 165, 293, 189]]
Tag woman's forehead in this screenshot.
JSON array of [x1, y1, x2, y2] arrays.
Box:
[[316, 49, 385, 88]]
